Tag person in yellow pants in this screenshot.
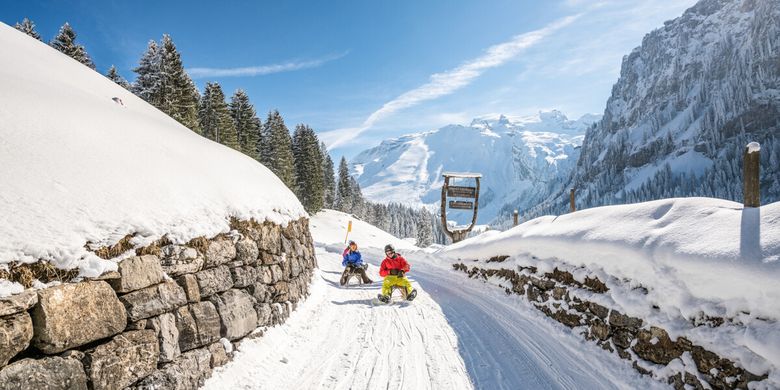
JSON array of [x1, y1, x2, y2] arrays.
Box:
[[377, 244, 417, 303]]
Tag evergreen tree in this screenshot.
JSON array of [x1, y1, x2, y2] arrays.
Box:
[[159, 35, 200, 132], [335, 157, 352, 212], [229, 89, 261, 160], [132, 40, 161, 105], [50, 22, 95, 69], [14, 18, 41, 41], [349, 177, 365, 217], [198, 82, 239, 150], [320, 142, 336, 208], [416, 209, 433, 247], [105, 65, 130, 89], [260, 110, 296, 188], [292, 124, 325, 213]]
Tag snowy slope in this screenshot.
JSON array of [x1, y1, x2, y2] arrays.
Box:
[[442, 197, 780, 384], [567, 0, 780, 211], [0, 23, 306, 277], [308, 209, 418, 251], [351, 110, 599, 224], [206, 210, 664, 389]]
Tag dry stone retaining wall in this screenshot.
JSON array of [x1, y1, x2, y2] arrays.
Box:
[[452, 260, 768, 390], [0, 217, 316, 390]]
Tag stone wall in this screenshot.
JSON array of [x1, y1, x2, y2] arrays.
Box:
[[452, 260, 768, 390], [0, 217, 316, 390]]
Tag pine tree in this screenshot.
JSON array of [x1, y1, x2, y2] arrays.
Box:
[[229, 90, 261, 160], [159, 35, 200, 132], [14, 18, 41, 41], [132, 40, 161, 105], [335, 157, 352, 212], [198, 82, 239, 150], [320, 142, 336, 208], [416, 209, 433, 247], [106, 65, 130, 89], [349, 177, 365, 217], [260, 110, 296, 188], [292, 124, 325, 213], [50, 23, 95, 69]]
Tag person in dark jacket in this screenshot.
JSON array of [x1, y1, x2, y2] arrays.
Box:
[[377, 244, 417, 302], [340, 240, 372, 285]]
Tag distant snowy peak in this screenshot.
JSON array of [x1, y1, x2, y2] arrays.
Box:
[[351, 110, 601, 223], [470, 110, 599, 134]]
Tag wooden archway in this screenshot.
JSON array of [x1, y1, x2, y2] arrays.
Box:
[[440, 172, 481, 243]]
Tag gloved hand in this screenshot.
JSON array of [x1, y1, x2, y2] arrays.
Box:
[[361, 263, 369, 270], [397, 270, 405, 277]]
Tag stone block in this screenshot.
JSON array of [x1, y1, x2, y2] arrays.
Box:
[[236, 238, 259, 265], [255, 303, 273, 327], [147, 312, 180, 363], [83, 330, 159, 390], [0, 356, 88, 390], [608, 310, 643, 329], [203, 237, 236, 269], [130, 347, 211, 390], [207, 342, 229, 368], [175, 302, 221, 352], [160, 245, 203, 277], [210, 289, 257, 340], [230, 266, 258, 288], [248, 282, 270, 303], [0, 290, 37, 317], [176, 274, 200, 303], [0, 312, 32, 368], [258, 224, 281, 254], [195, 265, 233, 297], [31, 281, 127, 354], [632, 326, 685, 365], [109, 255, 164, 293], [119, 281, 187, 322]]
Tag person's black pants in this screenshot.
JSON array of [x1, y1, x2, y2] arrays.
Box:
[[340, 265, 372, 285]]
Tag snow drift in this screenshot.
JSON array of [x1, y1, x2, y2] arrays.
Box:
[[441, 197, 780, 380], [0, 23, 306, 277]]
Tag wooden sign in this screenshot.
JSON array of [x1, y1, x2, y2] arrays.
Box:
[[447, 186, 477, 198], [449, 200, 474, 210]]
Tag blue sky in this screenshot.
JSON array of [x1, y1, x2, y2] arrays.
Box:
[[2, 0, 696, 159]]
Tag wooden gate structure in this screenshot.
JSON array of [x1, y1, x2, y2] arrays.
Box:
[[440, 172, 481, 243]]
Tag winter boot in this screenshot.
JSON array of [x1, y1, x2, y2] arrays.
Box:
[[377, 294, 390, 303], [406, 289, 417, 301]]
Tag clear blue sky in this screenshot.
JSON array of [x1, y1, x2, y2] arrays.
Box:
[[2, 0, 696, 159]]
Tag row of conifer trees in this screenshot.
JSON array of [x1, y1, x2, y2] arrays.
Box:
[[14, 18, 445, 246]]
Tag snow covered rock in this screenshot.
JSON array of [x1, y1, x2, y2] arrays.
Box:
[[567, 0, 780, 210], [0, 312, 32, 368], [0, 356, 88, 390], [82, 330, 159, 390], [31, 281, 127, 354]]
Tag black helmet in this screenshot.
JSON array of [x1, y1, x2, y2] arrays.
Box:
[[384, 244, 395, 253]]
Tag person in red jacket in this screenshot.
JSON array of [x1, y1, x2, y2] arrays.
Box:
[[377, 244, 417, 303]]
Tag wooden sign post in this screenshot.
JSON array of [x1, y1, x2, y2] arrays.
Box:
[[440, 172, 482, 243], [744, 142, 761, 208]]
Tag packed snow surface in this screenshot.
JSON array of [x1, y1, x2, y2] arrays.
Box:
[[442, 197, 780, 384], [0, 23, 306, 278], [205, 210, 664, 389]]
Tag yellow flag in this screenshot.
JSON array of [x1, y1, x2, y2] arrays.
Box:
[[347, 220, 352, 232]]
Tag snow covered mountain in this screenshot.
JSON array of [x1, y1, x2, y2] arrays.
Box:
[[350, 110, 600, 224], [560, 0, 780, 212]]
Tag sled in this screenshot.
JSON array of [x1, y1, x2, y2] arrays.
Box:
[[342, 264, 370, 287], [371, 286, 416, 305]]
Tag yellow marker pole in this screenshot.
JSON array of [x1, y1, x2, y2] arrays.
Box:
[[344, 220, 353, 244]]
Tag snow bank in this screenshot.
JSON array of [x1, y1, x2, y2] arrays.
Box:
[[0, 24, 306, 277], [309, 209, 417, 251], [441, 197, 780, 375]]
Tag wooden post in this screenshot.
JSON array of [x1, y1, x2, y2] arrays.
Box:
[[513, 210, 519, 226], [744, 142, 761, 208], [569, 188, 576, 213]]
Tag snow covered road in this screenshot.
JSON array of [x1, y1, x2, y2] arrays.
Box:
[[203, 246, 473, 390]]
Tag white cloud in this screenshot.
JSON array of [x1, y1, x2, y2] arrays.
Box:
[[320, 14, 580, 149], [188, 52, 348, 79]]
